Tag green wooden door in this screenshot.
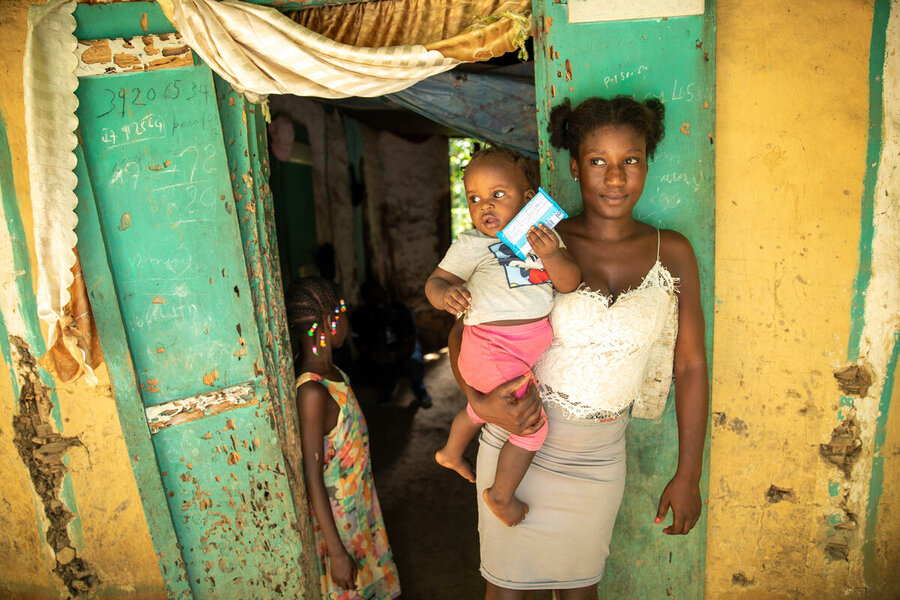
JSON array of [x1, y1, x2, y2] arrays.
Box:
[[533, 1, 715, 597], [74, 61, 311, 598]]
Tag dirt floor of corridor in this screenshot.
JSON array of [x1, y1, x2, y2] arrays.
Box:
[[359, 353, 554, 600]]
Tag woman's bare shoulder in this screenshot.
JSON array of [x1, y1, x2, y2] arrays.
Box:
[[556, 214, 586, 240], [658, 229, 698, 274]]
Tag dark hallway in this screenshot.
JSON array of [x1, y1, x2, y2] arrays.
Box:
[[360, 352, 483, 599], [360, 353, 555, 600]]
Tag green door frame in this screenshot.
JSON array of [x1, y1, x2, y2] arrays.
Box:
[[72, 3, 319, 597], [73, 143, 194, 598], [533, 1, 715, 597]]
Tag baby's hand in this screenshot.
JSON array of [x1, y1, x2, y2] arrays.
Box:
[[527, 223, 560, 259], [442, 284, 472, 317]]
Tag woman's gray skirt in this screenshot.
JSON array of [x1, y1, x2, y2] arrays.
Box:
[[476, 414, 628, 590]]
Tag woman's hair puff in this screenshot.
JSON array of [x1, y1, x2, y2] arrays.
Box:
[[286, 276, 342, 331], [465, 146, 540, 191], [548, 96, 665, 160]]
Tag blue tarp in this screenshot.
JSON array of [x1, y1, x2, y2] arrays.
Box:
[[388, 68, 537, 158]]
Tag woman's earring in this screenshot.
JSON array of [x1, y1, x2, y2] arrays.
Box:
[[573, 175, 579, 182]]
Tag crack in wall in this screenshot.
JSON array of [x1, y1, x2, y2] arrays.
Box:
[[834, 363, 874, 397], [819, 416, 863, 478], [824, 505, 859, 562], [819, 406, 864, 566], [8, 336, 99, 598]]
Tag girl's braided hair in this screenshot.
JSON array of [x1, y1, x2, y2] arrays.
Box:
[[465, 146, 540, 191], [286, 276, 342, 331], [548, 96, 666, 160]]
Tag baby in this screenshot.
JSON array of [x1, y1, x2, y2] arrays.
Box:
[[426, 147, 581, 526]]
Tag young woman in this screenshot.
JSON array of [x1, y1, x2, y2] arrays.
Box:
[[451, 96, 709, 599]]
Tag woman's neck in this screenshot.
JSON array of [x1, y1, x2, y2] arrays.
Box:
[[578, 211, 641, 243]]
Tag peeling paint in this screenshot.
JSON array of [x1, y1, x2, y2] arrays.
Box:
[[834, 363, 874, 397], [144, 382, 257, 433], [75, 34, 191, 76], [765, 484, 796, 504], [820, 418, 863, 478], [80, 39, 111, 64], [10, 337, 99, 597], [202, 370, 219, 386]]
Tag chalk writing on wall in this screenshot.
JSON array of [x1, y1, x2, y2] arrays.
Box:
[[76, 66, 256, 405], [603, 65, 649, 88]]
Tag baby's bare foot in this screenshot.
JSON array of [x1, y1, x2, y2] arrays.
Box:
[[482, 488, 528, 527], [435, 448, 476, 483]]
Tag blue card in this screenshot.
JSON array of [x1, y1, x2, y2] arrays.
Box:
[[497, 187, 568, 260]]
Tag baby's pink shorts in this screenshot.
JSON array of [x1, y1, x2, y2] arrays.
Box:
[[459, 319, 552, 452]]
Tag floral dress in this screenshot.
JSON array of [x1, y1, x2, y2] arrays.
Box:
[[297, 371, 401, 600]]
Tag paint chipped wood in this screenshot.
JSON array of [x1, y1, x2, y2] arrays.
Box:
[[145, 382, 257, 433], [202, 370, 219, 386], [76, 34, 192, 76]]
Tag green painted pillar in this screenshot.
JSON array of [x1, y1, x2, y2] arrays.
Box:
[[533, 2, 715, 597]]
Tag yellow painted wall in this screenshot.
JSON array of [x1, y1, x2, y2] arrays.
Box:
[[0, 1, 164, 597], [710, 1, 882, 598], [0, 2, 63, 595], [2, 0, 896, 598], [0, 348, 54, 596], [874, 371, 900, 595]]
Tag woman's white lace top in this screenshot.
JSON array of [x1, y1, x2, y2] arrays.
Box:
[[533, 251, 679, 423]]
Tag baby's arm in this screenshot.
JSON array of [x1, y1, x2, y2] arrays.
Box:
[[425, 267, 472, 316], [526, 224, 581, 292], [297, 382, 358, 589]]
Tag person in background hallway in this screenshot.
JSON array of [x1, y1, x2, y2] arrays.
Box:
[[352, 280, 432, 408]]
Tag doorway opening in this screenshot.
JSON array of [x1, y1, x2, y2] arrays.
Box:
[[450, 137, 478, 240], [266, 54, 536, 599]]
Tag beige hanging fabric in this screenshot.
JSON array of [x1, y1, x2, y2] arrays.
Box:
[[290, 0, 532, 62], [164, 0, 464, 103], [23, 0, 102, 384]]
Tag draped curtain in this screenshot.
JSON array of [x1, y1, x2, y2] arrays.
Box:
[[162, 0, 531, 102], [291, 0, 531, 62]]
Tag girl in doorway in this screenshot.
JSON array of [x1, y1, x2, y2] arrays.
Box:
[[426, 147, 581, 527], [289, 277, 401, 600]]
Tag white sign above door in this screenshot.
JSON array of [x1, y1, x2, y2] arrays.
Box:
[[568, 0, 705, 24]]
